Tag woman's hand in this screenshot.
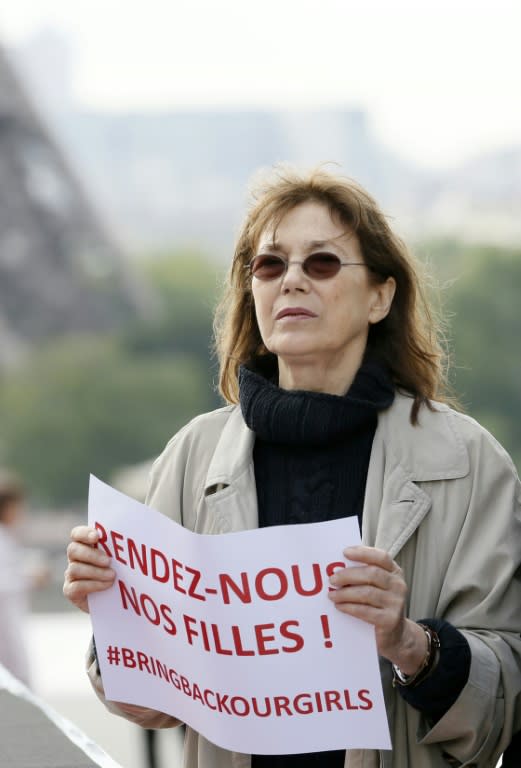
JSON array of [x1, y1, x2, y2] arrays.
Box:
[[63, 526, 116, 613], [328, 545, 427, 675]]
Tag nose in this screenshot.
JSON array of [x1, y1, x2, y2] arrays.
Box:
[[280, 260, 310, 292]]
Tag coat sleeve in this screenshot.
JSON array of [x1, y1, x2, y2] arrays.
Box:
[[86, 637, 183, 729], [416, 418, 521, 766]]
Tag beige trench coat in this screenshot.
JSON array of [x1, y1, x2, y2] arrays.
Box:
[[88, 394, 521, 767]]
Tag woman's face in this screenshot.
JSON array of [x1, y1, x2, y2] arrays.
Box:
[[251, 201, 395, 390]]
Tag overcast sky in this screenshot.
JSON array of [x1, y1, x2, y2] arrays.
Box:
[[1, 0, 520, 170]]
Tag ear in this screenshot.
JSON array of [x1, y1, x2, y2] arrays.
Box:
[[368, 277, 396, 324]]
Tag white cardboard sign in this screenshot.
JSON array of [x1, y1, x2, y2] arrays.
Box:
[[88, 475, 391, 754]]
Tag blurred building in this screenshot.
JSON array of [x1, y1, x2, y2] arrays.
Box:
[[24, 104, 521, 254], [41, 108, 421, 253], [8, 30, 521, 255], [0, 44, 150, 369]]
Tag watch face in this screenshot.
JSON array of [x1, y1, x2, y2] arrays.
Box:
[[392, 663, 410, 684]]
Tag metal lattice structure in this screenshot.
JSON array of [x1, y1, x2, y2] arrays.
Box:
[[0, 45, 148, 366]]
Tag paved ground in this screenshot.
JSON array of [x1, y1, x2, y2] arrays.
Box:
[[27, 613, 184, 768]]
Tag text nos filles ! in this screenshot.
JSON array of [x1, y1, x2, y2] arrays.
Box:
[[95, 522, 345, 658]]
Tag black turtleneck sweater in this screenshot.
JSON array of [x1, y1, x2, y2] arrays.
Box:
[[239, 358, 471, 767], [239, 359, 394, 533], [240, 359, 393, 768]]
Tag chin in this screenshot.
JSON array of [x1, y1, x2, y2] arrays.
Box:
[[268, 331, 322, 355], [271, 343, 322, 360]]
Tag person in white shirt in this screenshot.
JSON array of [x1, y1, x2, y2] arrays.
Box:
[[0, 475, 32, 686]]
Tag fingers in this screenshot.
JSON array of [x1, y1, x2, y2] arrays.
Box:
[[328, 581, 406, 620], [63, 565, 116, 613], [63, 577, 116, 607], [330, 564, 397, 591], [64, 525, 115, 613], [67, 539, 110, 567], [70, 525, 100, 545], [67, 526, 109, 567], [329, 547, 403, 591], [329, 582, 397, 610], [113, 701, 151, 716], [342, 545, 397, 571], [65, 561, 115, 583], [327, 545, 408, 655]]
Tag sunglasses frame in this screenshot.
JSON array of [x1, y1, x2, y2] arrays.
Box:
[[248, 253, 369, 281]]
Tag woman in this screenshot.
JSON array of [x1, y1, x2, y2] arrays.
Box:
[[64, 167, 521, 767]]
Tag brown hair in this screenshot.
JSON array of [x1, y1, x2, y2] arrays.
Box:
[[214, 166, 452, 423]]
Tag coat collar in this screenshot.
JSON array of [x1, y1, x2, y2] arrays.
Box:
[[205, 406, 255, 490], [377, 394, 469, 482], [204, 394, 469, 491], [203, 395, 471, 557]]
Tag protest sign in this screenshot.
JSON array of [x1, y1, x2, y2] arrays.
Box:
[[88, 475, 390, 754]]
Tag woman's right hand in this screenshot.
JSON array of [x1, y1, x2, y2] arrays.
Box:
[[63, 526, 116, 613]]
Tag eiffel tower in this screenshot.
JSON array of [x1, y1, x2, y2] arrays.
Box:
[[0, 43, 148, 366]]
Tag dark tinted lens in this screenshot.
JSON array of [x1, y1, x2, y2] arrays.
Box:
[[251, 255, 286, 280], [304, 253, 342, 279]]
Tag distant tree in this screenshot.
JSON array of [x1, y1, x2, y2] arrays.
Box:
[[427, 242, 521, 470], [0, 249, 225, 506], [124, 250, 223, 405], [0, 336, 206, 505]]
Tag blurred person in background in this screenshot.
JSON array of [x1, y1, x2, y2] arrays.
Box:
[[64, 167, 521, 768], [0, 473, 48, 688]]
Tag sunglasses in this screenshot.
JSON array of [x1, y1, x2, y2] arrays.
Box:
[[248, 252, 368, 281]]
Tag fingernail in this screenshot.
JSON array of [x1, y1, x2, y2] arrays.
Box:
[[88, 531, 99, 542]]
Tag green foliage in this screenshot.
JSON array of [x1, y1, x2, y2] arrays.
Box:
[[0, 336, 207, 504], [128, 251, 221, 348], [124, 251, 224, 402], [426, 242, 521, 469], [0, 248, 226, 505]]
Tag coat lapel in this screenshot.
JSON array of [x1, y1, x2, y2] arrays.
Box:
[[362, 396, 470, 558], [203, 407, 259, 534]]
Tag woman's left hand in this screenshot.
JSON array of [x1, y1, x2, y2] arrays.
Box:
[[328, 545, 427, 674]]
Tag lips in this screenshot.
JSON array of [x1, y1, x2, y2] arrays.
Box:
[[275, 307, 318, 320]]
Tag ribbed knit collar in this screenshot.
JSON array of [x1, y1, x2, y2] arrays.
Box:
[[238, 357, 395, 447]]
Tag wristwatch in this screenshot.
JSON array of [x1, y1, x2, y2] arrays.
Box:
[[392, 623, 440, 688]]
